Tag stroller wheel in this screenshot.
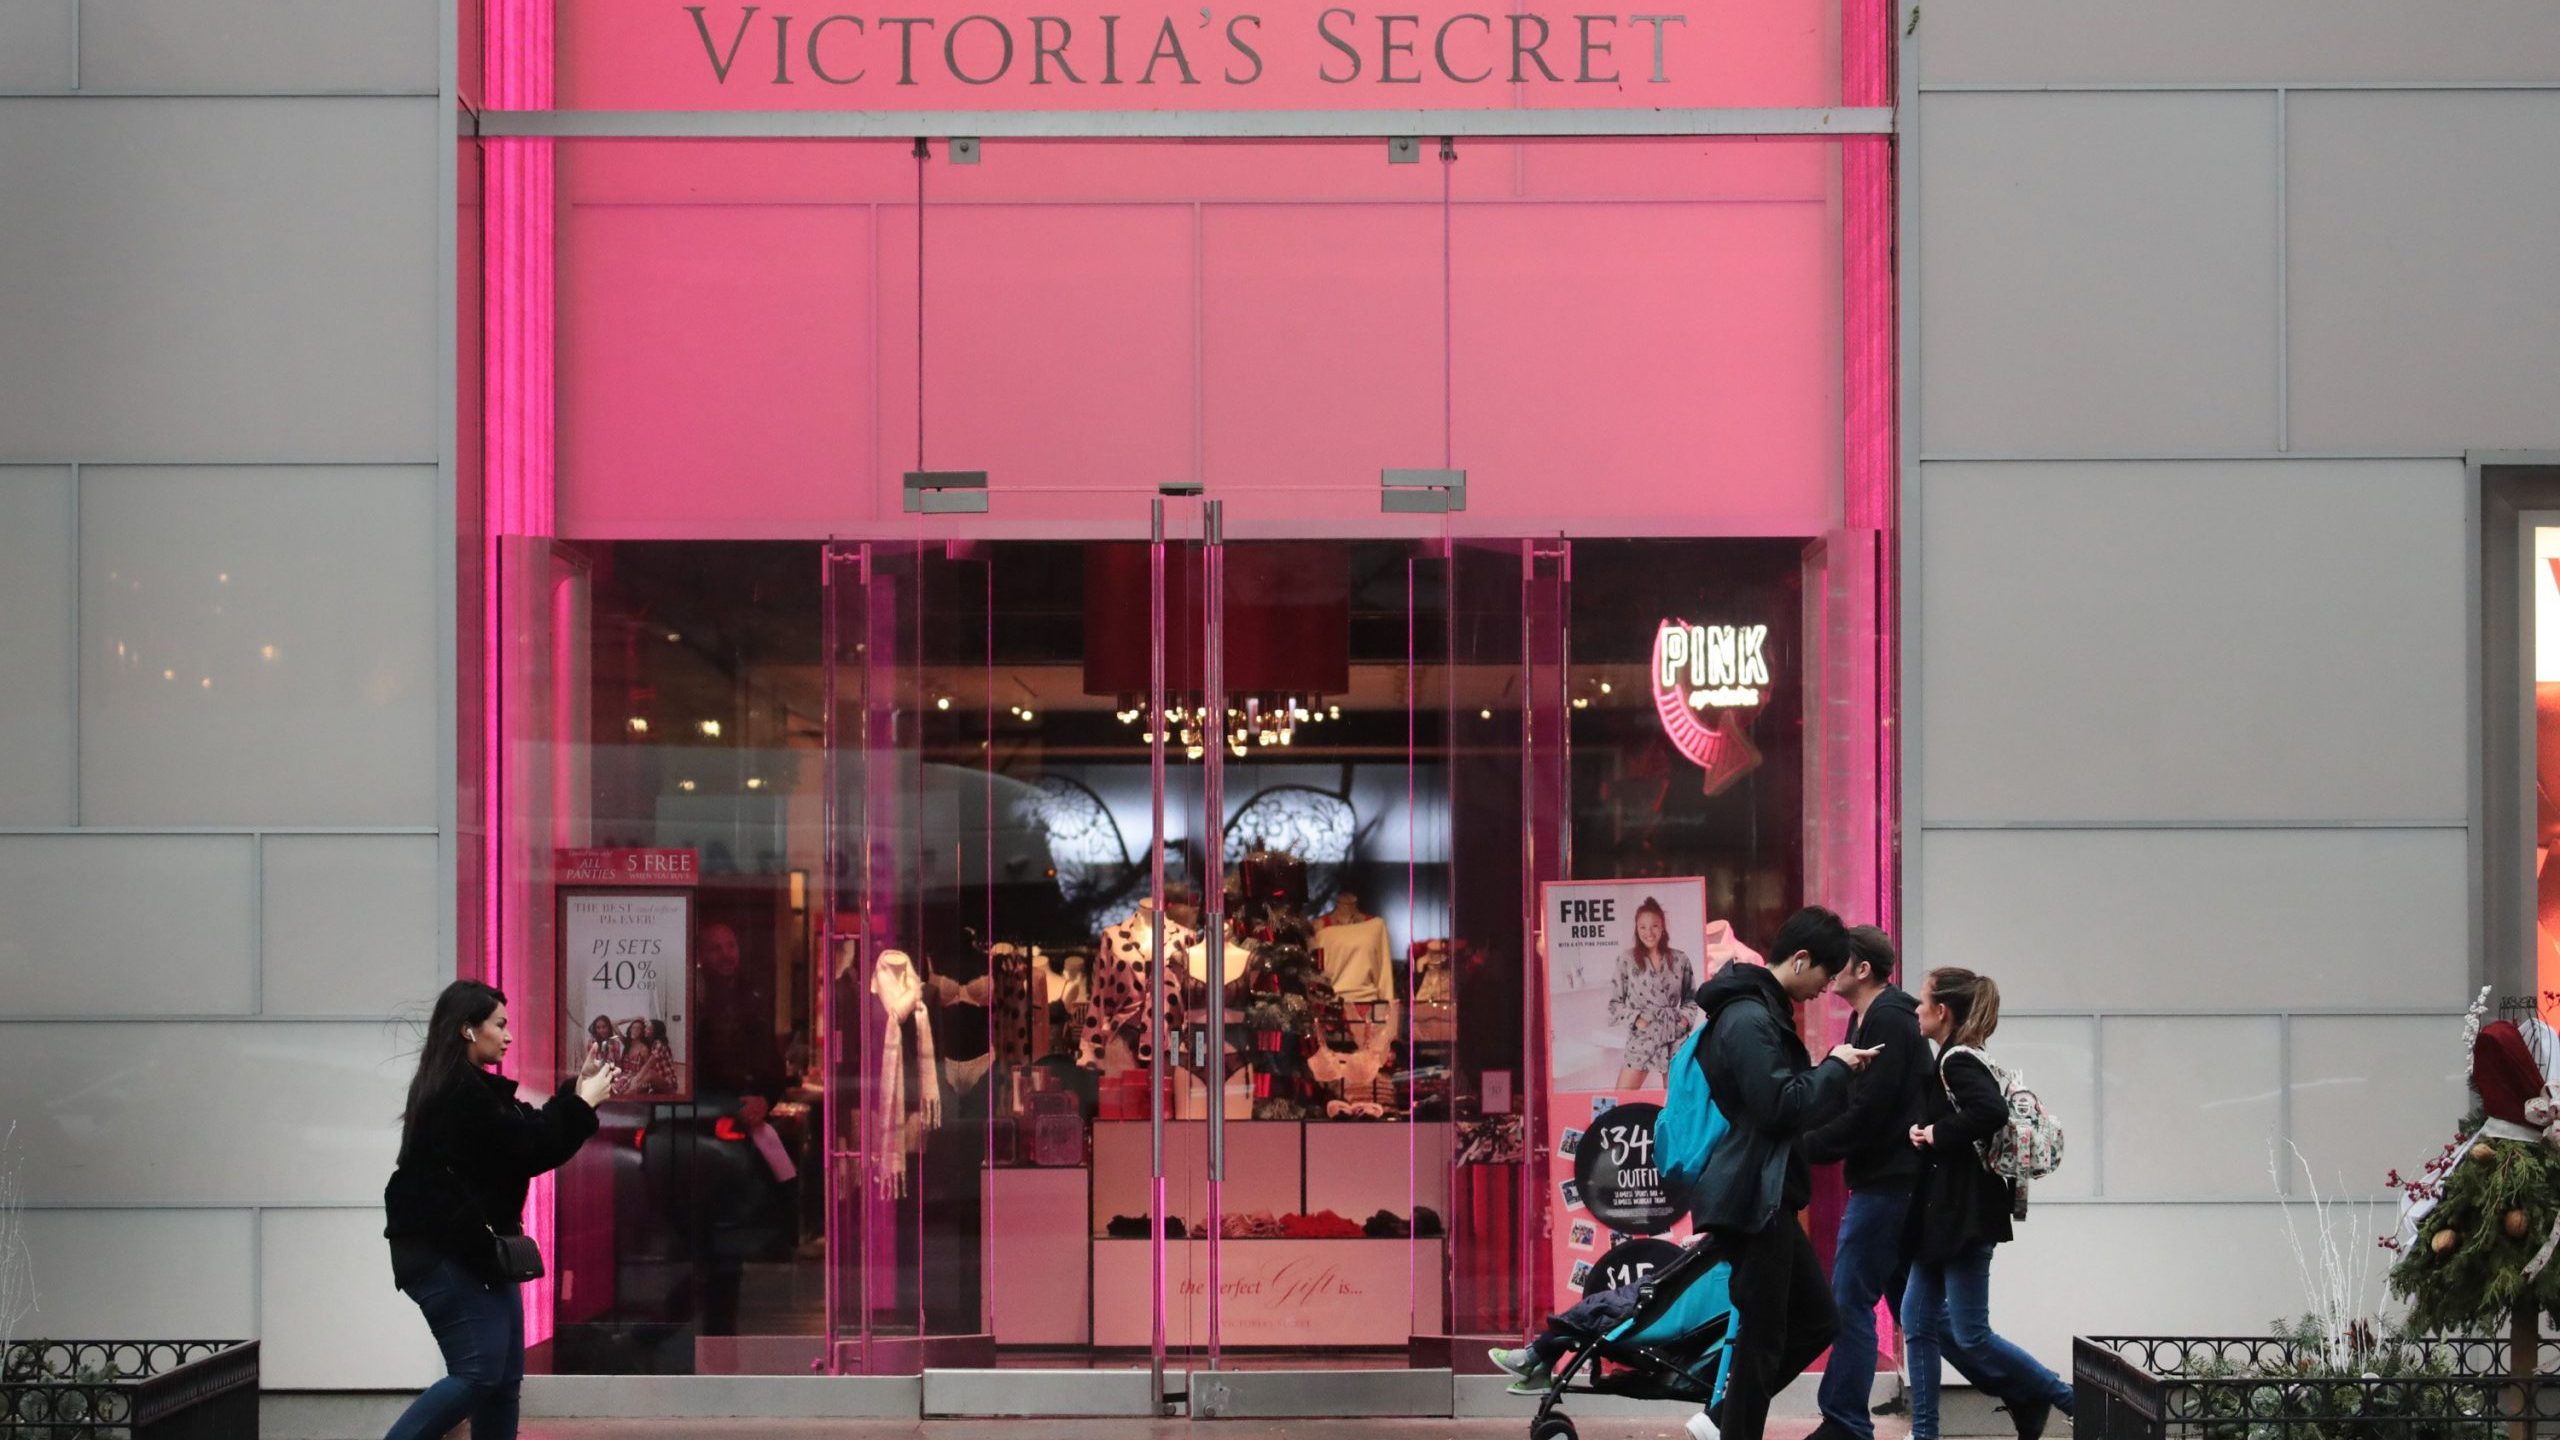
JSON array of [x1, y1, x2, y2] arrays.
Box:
[[1531, 1417, 1579, 1440]]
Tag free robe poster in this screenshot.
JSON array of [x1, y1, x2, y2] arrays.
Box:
[[562, 891, 695, 1103], [1541, 877, 1707, 1301]]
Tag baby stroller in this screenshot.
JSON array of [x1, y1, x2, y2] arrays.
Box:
[[1525, 1232, 1738, 1440]]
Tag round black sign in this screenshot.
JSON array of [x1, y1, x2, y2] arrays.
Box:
[[1582, 1237, 1684, 1298], [1572, 1102, 1682, 1235]]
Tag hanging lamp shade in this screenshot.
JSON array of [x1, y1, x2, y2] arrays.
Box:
[[1081, 544, 1350, 698]]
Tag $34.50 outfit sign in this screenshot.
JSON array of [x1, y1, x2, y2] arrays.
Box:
[[562, 891, 695, 1103]]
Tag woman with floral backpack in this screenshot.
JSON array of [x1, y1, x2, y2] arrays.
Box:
[[1902, 968, 2073, 1440]]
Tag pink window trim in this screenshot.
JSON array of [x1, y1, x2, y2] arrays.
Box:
[[483, 0, 558, 1345]]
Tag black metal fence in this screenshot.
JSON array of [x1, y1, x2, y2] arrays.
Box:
[[2076, 1336, 2560, 1440], [0, 1341, 257, 1440]]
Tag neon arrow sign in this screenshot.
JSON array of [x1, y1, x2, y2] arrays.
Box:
[[1651, 619, 1768, 796]]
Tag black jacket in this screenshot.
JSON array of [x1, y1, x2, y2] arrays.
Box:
[[383, 1067, 597, 1288], [1803, 986, 1928, 1191], [1907, 1047, 2015, 1263], [1690, 964, 1851, 1234]]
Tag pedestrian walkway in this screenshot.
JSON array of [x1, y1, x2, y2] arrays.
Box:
[[514, 1423, 1863, 1440]]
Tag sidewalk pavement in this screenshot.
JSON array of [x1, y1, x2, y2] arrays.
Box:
[[509, 1414, 1894, 1424]]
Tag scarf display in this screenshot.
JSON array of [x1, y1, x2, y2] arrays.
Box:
[[869, 949, 941, 1196]]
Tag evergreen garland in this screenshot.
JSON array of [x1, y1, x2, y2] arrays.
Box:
[[2388, 1122, 2560, 1333]]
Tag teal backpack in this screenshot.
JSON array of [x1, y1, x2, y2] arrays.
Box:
[[1657, 1021, 1729, 1207]]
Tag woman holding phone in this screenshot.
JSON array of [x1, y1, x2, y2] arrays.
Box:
[[381, 981, 616, 1440], [1901, 968, 2073, 1440]]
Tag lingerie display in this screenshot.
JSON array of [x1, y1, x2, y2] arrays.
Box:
[[990, 942, 1038, 1071], [1037, 948, 1090, 1061]]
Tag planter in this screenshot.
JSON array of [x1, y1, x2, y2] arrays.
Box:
[[2075, 1336, 2560, 1440], [0, 1341, 258, 1439]]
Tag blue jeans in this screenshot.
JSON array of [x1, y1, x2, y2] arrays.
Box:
[[1819, 1186, 1910, 1439], [1903, 1244, 2071, 1440], [384, 1256, 523, 1440]]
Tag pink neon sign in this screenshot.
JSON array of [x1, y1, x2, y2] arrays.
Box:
[[1650, 617, 1766, 795]]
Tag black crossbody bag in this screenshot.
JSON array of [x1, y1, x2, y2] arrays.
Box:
[[444, 1163, 545, 1282]]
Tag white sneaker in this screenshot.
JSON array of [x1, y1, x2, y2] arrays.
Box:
[[1687, 1409, 1721, 1440]]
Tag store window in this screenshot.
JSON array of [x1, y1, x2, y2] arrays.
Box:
[[465, 126, 1893, 1379], [503, 528, 1875, 1376]]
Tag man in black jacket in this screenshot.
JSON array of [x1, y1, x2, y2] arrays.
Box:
[[1802, 925, 1928, 1440], [1692, 906, 1877, 1440]]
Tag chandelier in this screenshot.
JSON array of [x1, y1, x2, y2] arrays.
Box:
[[1116, 695, 1343, 760], [1081, 545, 1351, 760]]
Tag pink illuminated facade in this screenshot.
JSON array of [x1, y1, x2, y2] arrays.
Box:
[[458, 0, 1898, 1404], [14, 0, 2551, 1420]]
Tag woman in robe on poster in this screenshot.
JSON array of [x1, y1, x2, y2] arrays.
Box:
[[1609, 896, 1699, 1090]]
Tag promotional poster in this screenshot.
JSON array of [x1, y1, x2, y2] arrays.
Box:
[[1546, 878, 1710, 1093], [560, 883, 697, 1103], [1542, 877, 1712, 1303]]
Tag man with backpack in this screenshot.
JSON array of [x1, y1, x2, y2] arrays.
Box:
[[1800, 925, 1931, 1440], [1689, 906, 1879, 1440]]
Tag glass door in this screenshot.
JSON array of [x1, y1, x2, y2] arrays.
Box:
[[818, 519, 1573, 1404], [818, 503, 1221, 1399]]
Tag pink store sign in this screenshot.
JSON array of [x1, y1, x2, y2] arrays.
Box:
[[550, 1, 1844, 110]]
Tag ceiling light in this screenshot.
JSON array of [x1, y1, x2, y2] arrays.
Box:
[[627, 717, 650, 734], [677, 779, 697, 792], [935, 696, 952, 711], [1598, 681, 1612, 695], [745, 777, 765, 790], [1480, 708, 1493, 720], [665, 631, 682, 643], [698, 719, 722, 738]]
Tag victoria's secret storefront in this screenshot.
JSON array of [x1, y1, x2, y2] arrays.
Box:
[[457, 0, 1897, 1404]]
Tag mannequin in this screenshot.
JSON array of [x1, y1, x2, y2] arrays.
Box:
[[1232, 852, 1356, 1119], [1078, 896, 1196, 1073], [1183, 931, 1253, 990], [1313, 889, 1394, 1005], [870, 948, 942, 1196], [1701, 919, 1764, 977], [1040, 948, 1090, 1009], [1412, 939, 1456, 1005], [990, 942, 1035, 1071]]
